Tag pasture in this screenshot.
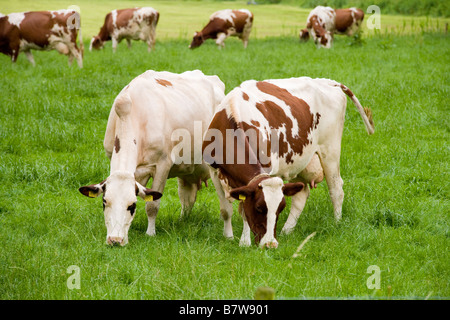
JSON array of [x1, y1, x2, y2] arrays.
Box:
[[0, 0, 449, 300]]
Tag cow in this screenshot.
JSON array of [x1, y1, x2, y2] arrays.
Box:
[[299, 6, 364, 48], [202, 77, 374, 248], [189, 9, 253, 49], [90, 7, 159, 53], [79, 70, 225, 246], [0, 9, 83, 67]]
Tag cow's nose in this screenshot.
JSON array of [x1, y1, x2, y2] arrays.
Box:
[[107, 236, 124, 246], [265, 240, 278, 249]]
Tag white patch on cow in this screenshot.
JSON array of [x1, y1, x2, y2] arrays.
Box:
[[259, 177, 284, 248], [210, 9, 235, 24], [111, 9, 118, 28], [7, 12, 26, 27], [50, 9, 71, 18]]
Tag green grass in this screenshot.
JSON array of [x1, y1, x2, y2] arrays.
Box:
[[0, 1, 449, 300]]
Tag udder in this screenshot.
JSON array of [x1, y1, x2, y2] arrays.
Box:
[[298, 153, 323, 189]]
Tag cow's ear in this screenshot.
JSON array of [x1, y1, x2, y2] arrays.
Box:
[[230, 185, 255, 202], [136, 182, 162, 202], [282, 182, 305, 197], [79, 180, 106, 198]]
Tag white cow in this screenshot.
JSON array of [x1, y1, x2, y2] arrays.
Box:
[[79, 70, 225, 246]]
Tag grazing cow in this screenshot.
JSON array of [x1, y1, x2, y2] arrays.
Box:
[[90, 7, 159, 53], [189, 9, 253, 49], [202, 77, 374, 248], [299, 6, 364, 48], [0, 10, 83, 67], [79, 70, 225, 246]]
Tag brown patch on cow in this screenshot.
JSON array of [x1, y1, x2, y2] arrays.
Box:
[[242, 92, 249, 101], [232, 10, 251, 34], [255, 81, 315, 163], [202, 108, 263, 188], [115, 9, 135, 29], [19, 12, 54, 48], [314, 112, 321, 129], [335, 8, 364, 33], [133, 139, 136, 145], [114, 136, 121, 153], [156, 79, 173, 87], [340, 83, 354, 97], [250, 120, 259, 127]]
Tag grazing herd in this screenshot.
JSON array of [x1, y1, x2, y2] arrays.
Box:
[[2, 5, 374, 248], [1, 5, 364, 67]]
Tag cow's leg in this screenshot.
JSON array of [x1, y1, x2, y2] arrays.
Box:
[[318, 148, 344, 221], [177, 177, 198, 217], [145, 164, 171, 236], [215, 33, 227, 49], [112, 37, 118, 53], [281, 186, 310, 234], [238, 202, 251, 247], [147, 33, 156, 52], [210, 169, 233, 238], [241, 26, 252, 48], [126, 38, 132, 49], [24, 51, 35, 66], [68, 47, 83, 68]]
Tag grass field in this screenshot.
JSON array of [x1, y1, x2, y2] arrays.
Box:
[[0, 1, 449, 300]]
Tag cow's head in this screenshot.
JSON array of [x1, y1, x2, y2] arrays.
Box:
[[79, 171, 162, 246], [299, 29, 310, 41], [229, 176, 304, 248], [314, 31, 333, 49], [89, 36, 104, 51], [189, 32, 204, 49]]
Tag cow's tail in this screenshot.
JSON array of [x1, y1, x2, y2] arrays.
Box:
[[78, 20, 84, 57], [339, 83, 374, 135]]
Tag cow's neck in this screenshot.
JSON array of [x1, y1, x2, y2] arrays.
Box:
[[200, 21, 221, 40], [110, 117, 137, 175], [98, 24, 111, 42], [219, 120, 267, 188]]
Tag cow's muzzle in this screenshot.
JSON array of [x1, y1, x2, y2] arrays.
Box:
[[107, 236, 125, 246]]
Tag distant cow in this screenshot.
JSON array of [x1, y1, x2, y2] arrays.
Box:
[[203, 77, 374, 248], [0, 10, 83, 67], [90, 7, 159, 53], [189, 9, 253, 49], [79, 70, 225, 246], [299, 6, 364, 48]]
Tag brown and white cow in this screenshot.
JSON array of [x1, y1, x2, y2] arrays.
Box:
[[0, 10, 83, 67], [202, 77, 374, 248], [79, 70, 225, 246], [90, 7, 159, 53], [189, 9, 253, 49], [299, 6, 364, 48]]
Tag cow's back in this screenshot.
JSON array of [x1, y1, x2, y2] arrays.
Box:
[[104, 70, 224, 161], [222, 77, 346, 176]]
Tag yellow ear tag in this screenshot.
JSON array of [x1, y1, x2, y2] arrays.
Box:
[[239, 194, 246, 201], [88, 191, 96, 198], [145, 195, 153, 202]]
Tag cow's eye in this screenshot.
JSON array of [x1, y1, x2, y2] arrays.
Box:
[[127, 203, 136, 216], [102, 198, 107, 210]]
